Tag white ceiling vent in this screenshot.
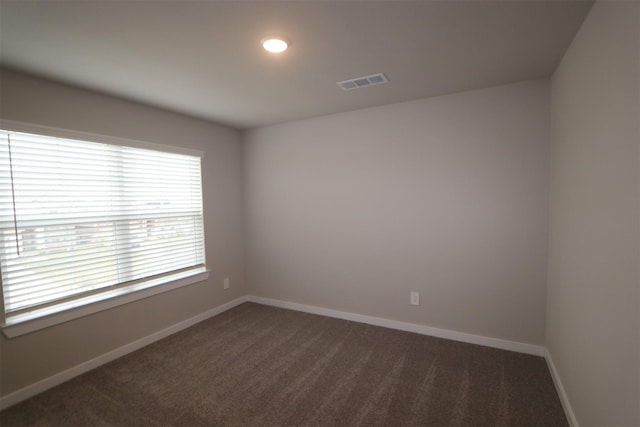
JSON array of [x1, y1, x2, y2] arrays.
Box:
[[337, 73, 388, 90]]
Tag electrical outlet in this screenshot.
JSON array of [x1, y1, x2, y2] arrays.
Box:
[[410, 291, 420, 305], [224, 277, 230, 289]]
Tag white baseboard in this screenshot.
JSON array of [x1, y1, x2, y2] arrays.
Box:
[[0, 295, 248, 411], [545, 349, 578, 426], [247, 295, 545, 357], [0, 294, 550, 412]]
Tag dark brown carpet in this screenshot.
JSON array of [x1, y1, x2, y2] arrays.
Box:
[[1, 302, 567, 426]]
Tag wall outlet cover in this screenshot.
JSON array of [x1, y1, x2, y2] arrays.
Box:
[[410, 291, 419, 305]]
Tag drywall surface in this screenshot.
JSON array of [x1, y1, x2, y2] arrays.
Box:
[[547, 1, 640, 425], [0, 69, 245, 397], [244, 79, 550, 346]]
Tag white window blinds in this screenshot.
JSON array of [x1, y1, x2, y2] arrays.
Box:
[[0, 129, 206, 317]]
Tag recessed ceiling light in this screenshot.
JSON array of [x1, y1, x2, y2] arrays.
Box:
[[261, 36, 289, 53]]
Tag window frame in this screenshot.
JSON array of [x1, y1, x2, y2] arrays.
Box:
[[0, 120, 210, 338]]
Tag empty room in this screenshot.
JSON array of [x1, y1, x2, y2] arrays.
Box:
[[0, 0, 638, 426]]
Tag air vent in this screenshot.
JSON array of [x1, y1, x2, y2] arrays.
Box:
[[337, 73, 388, 90]]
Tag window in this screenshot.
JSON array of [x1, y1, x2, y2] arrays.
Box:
[[0, 125, 207, 333]]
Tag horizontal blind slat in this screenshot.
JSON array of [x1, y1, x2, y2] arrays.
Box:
[[0, 212, 203, 228]]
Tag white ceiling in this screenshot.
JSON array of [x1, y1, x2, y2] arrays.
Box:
[[0, 1, 592, 130]]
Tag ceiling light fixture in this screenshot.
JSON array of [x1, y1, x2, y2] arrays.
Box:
[[261, 36, 289, 53]]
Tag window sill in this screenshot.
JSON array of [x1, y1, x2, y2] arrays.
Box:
[[1, 268, 210, 338]]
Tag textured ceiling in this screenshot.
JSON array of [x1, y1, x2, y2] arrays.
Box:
[[0, 1, 592, 129]]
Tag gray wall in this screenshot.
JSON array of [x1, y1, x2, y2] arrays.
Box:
[[0, 69, 245, 397], [547, 1, 640, 425], [243, 79, 550, 346]]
